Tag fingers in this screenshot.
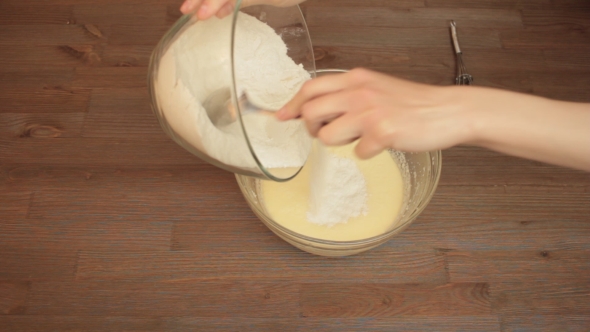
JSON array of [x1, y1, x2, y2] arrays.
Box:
[[197, 0, 230, 20], [181, 0, 307, 21], [244, 0, 306, 7], [180, 0, 234, 19], [276, 72, 358, 121], [299, 89, 362, 136], [180, 0, 204, 14], [216, 2, 234, 18], [314, 108, 386, 159], [316, 110, 365, 146], [354, 135, 386, 159]]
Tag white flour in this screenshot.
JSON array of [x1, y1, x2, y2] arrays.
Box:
[[307, 144, 369, 226], [155, 13, 311, 170], [234, 15, 309, 110]]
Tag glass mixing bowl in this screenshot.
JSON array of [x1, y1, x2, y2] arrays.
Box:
[[148, 2, 316, 181], [237, 69, 443, 257]]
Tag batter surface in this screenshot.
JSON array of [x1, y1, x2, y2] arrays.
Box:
[[261, 143, 405, 241]]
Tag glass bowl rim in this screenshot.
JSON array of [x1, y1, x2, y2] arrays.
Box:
[[230, 0, 317, 182]]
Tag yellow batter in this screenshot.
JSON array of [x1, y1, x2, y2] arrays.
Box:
[[261, 142, 405, 241]]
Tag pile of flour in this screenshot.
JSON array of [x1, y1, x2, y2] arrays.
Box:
[[155, 12, 311, 170], [307, 144, 369, 226]]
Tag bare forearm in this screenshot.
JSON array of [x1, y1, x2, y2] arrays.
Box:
[[465, 87, 590, 171]]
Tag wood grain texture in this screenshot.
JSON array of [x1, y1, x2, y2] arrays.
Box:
[[75, 250, 448, 283], [0, 219, 172, 252], [491, 282, 590, 316], [25, 281, 300, 317], [81, 88, 162, 138], [314, 46, 411, 71], [309, 26, 502, 48], [521, 9, 590, 28], [24, 173, 242, 221], [73, 67, 148, 88], [388, 187, 590, 251], [0, 4, 75, 26], [0, 113, 85, 138], [0, 0, 589, 331], [0, 66, 76, 85], [302, 0, 426, 8], [0, 192, 31, 219], [425, 0, 551, 9], [501, 27, 590, 49], [447, 250, 590, 282], [550, 0, 590, 8], [500, 315, 590, 332], [300, 283, 492, 317], [100, 44, 155, 67], [0, 316, 502, 332], [0, 25, 99, 46], [0, 138, 200, 166], [0, 247, 77, 281], [440, 146, 590, 186], [0, 281, 30, 315], [0, 165, 223, 191], [306, 7, 523, 28]]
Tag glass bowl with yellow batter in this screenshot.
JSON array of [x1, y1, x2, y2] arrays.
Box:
[[236, 69, 442, 257]]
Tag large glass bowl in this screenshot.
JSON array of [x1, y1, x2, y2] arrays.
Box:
[[237, 70, 442, 257], [148, 2, 316, 181]]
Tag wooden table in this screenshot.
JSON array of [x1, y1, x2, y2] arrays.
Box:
[[1, 0, 589, 331]]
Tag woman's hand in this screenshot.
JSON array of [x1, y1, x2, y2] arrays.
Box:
[[277, 68, 590, 171], [277, 68, 475, 159], [180, 0, 306, 20]]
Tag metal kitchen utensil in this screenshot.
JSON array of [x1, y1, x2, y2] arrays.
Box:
[[450, 20, 473, 86], [202, 87, 276, 127]]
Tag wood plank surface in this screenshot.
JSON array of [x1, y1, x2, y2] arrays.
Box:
[[0, 281, 30, 315], [305, 7, 524, 28], [447, 250, 590, 282], [0, 192, 32, 220], [424, 0, 551, 9], [75, 250, 448, 283], [0, 316, 502, 332], [0, 113, 85, 138], [300, 282, 492, 317], [0, 247, 78, 281], [500, 315, 590, 332], [490, 282, 590, 316], [24, 281, 300, 317], [0, 0, 589, 331]]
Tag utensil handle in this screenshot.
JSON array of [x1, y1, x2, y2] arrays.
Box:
[[450, 20, 462, 54]]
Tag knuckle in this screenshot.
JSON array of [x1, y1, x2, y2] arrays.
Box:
[[369, 117, 397, 145], [349, 67, 371, 81]]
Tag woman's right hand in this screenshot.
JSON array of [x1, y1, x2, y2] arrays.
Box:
[[277, 68, 590, 171], [180, 0, 306, 20]]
